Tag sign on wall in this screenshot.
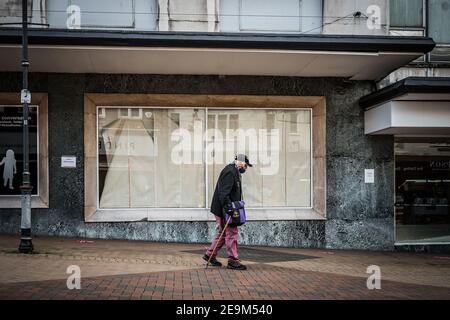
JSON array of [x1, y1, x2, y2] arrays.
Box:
[[61, 156, 76, 168], [365, 169, 375, 184], [0, 106, 38, 196]]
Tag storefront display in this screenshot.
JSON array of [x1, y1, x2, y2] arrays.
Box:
[[0, 105, 38, 196], [395, 140, 450, 242], [97, 107, 312, 209]]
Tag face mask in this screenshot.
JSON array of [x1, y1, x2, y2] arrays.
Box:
[[239, 167, 246, 174]]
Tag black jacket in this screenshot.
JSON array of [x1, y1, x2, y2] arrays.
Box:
[[210, 163, 242, 217]]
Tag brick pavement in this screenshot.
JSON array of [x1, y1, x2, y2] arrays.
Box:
[[0, 235, 449, 300]]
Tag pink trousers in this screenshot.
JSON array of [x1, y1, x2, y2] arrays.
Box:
[[205, 215, 239, 261]]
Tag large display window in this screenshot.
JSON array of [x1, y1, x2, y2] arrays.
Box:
[[0, 105, 39, 196], [97, 107, 312, 209], [0, 93, 48, 209], [395, 138, 450, 243]]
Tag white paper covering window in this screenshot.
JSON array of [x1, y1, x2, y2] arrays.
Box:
[[97, 107, 311, 209]]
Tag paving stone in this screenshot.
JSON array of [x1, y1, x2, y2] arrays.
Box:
[[0, 235, 449, 300]]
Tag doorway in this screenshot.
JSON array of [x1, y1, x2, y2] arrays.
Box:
[[395, 137, 450, 243]]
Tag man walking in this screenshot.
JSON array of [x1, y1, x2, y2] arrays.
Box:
[[203, 154, 252, 270]]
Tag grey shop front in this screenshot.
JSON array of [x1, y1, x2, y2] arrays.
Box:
[[0, 74, 394, 250], [0, 30, 448, 251]]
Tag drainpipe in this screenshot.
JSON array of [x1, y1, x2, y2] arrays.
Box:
[[19, 0, 34, 254]]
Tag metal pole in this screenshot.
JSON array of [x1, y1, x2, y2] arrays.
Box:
[[19, 0, 33, 253]]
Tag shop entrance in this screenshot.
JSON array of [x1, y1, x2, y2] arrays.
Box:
[[395, 138, 450, 243]]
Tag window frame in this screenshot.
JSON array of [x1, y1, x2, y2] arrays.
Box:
[[84, 93, 326, 222], [0, 93, 49, 209], [394, 137, 450, 245]]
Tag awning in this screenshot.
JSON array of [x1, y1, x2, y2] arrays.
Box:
[[0, 28, 436, 81], [360, 77, 450, 135]]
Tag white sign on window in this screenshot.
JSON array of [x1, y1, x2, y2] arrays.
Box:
[[365, 169, 375, 184], [61, 156, 76, 168]]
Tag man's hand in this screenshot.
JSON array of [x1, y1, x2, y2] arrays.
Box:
[[223, 202, 234, 217]]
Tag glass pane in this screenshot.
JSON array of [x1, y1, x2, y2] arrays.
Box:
[[71, 0, 134, 28], [395, 139, 450, 243], [240, 0, 301, 32], [220, 0, 321, 34], [207, 109, 311, 207], [98, 107, 205, 208], [390, 0, 423, 27], [0, 105, 39, 196], [169, 0, 207, 21], [119, 108, 128, 117], [428, 0, 450, 44], [130, 108, 140, 117]]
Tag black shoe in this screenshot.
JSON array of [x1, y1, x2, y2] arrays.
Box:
[[203, 254, 222, 267], [227, 260, 247, 270]]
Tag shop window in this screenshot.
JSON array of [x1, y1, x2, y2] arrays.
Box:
[[97, 107, 312, 209], [0, 105, 39, 196], [207, 109, 311, 207], [0, 93, 48, 209], [395, 139, 450, 243]]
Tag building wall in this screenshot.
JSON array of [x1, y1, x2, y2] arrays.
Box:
[[322, 0, 388, 35], [0, 73, 394, 250]]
